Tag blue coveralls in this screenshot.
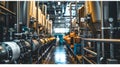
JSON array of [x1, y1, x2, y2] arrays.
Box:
[[74, 43, 81, 55]]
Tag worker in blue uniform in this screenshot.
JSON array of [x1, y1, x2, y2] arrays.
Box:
[[64, 30, 81, 55], [73, 29, 81, 55]]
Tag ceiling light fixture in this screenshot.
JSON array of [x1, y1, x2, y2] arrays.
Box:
[[58, 11, 61, 14], [58, 2, 61, 5], [58, 17, 61, 19], [58, 20, 60, 22]]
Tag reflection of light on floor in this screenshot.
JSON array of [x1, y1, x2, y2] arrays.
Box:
[[54, 45, 67, 64], [55, 52, 66, 64]]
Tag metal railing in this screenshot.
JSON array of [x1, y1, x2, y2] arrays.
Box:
[[36, 40, 55, 64], [81, 38, 120, 64], [65, 44, 81, 64]]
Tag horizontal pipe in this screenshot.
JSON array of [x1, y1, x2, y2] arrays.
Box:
[[101, 27, 120, 30], [0, 11, 6, 15], [83, 48, 97, 56], [44, 46, 55, 64], [0, 5, 16, 15], [36, 41, 54, 64], [36, 45, 51, 63], [82, 56, 94, 64], [81, 38, 120, 43]]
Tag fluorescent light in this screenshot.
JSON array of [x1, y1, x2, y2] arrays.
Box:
[[54, 28, 69, 33], [58, 11, 61, 14], [58, 2, 61, 5], [58, 17, 61, 19], [58, 20, 60, 22]]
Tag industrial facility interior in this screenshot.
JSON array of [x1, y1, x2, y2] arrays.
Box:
[[0, 1, 120, 64]]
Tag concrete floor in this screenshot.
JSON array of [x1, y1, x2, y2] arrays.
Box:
[[46, 44, 73, 64], [45, 37, 73, 64], [44, 38, 82, 64]]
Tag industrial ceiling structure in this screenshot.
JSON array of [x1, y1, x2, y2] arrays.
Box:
[[39, 1, 84, 29]]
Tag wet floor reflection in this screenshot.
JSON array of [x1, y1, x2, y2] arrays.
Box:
[[54, 45, 67, 64]]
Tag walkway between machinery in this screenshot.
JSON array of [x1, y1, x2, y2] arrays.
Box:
[[44, 39, 81, 64]]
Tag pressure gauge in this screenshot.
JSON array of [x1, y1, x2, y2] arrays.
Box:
[[109, 18, 113, 23]]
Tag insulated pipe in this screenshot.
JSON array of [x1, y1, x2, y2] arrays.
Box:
[[22, 1, 27, 25], [17, 1, 20, 33], [22, 1, 30, 27], [83, 48, 97, 56], [82, 56, 94, 64], [81, 38, 120, 43], [17, 1, 30, 29], [26, 2, 30, 28], [103, 2, 109, 22]]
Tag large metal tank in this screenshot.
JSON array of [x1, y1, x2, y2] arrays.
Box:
[[87, 1, 101, 23]]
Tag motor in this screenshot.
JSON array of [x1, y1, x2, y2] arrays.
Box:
[[0, 42, 21, 63], [0, 39, 33, 64]]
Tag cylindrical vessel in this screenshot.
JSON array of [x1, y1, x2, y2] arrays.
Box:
[[88, 1, 101, 23]]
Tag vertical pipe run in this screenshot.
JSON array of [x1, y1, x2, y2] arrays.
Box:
[[5, 2, 10, 41], [109, 2, 117, 59], [110, 23, 114, 58], [75, 1, 80, 36], [17, 1, 20, 33], [97, 42, 101, 64], [36, 1, 39, 34], [82, 40, 85, 64], [22, 1, 27, 25], [110, 42, 114, 59], [101, 1, 105, 58], [27, 1, 30, 28], [6, 1, 9, 29]]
